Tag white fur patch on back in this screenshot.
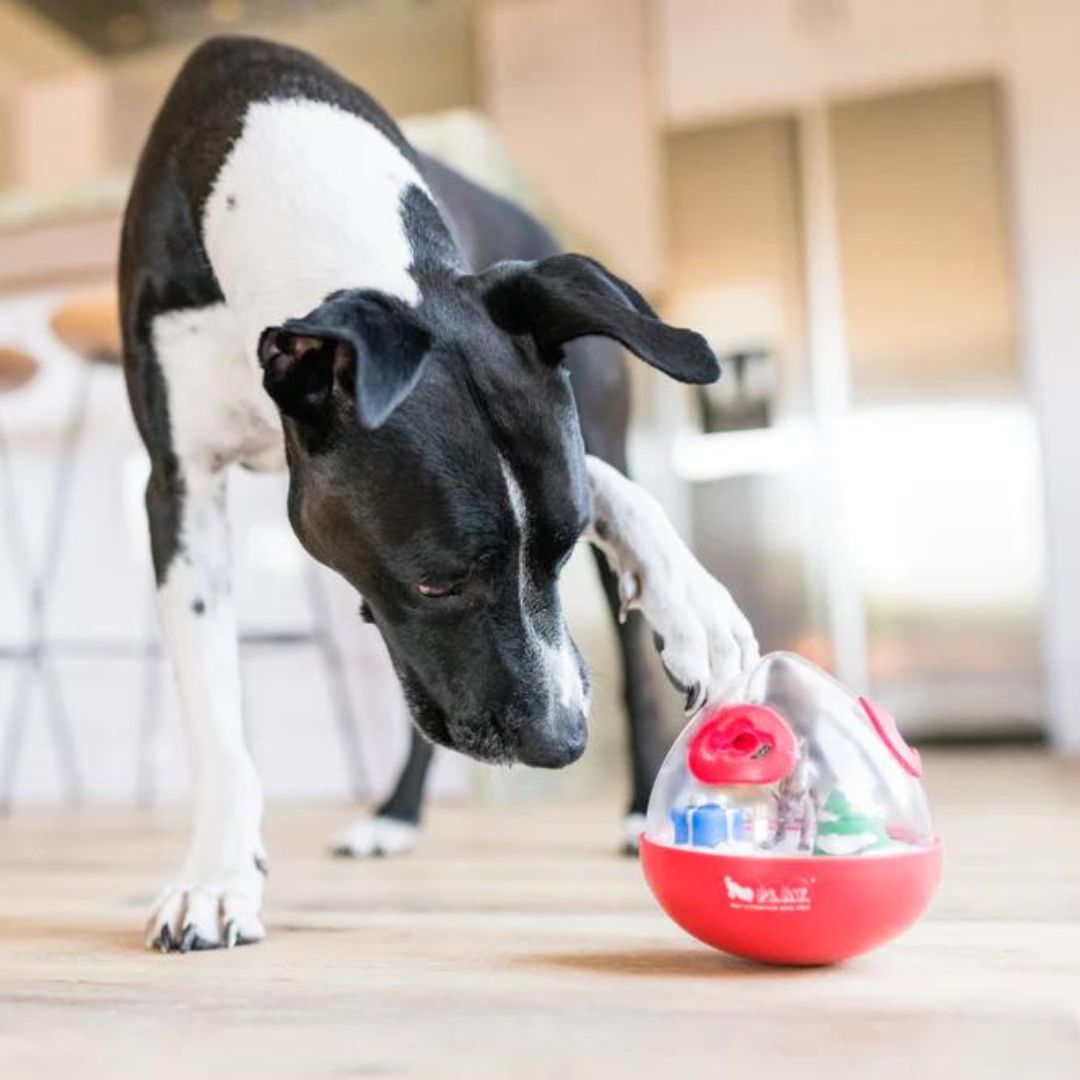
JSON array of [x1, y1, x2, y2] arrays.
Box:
[[202, 98, 425, 355]]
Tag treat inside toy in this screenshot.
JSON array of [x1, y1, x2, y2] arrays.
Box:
[[645, 652, 933, 859]]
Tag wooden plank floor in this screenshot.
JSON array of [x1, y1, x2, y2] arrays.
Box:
[[1, 748, 1078, 1079]]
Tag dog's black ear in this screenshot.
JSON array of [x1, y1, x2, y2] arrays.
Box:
[[258, 291, 433, 430], [472, 253, 719, 384], [258, 328, 341, 429]]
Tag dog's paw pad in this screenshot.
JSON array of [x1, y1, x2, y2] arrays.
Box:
[[331, 816, 419, 858]]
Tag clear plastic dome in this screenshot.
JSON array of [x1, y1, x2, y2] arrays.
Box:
[[646, 652, 933, 858]]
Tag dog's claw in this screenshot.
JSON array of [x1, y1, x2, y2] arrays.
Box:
[[177, 923, 197, 953], [147, 879, 265, 954], [620, 813, 646, 857], [663, 662, 705, 713], [617, 570, 640, 623], [687, 683, 707, 715], [660, 656, 689, 693]]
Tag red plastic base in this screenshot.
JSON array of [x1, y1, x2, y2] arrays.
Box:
[[640, 835, 943, 966]]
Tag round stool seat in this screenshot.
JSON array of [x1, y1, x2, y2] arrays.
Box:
[[51, 288, 122, 366], [0, 347, 39, 393]]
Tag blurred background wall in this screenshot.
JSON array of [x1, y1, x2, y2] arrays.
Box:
[[0, 0, 1077, 810]]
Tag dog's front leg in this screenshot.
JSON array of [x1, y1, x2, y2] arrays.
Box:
[[584, 456, 759, 714], [145, 464, 266, 952]]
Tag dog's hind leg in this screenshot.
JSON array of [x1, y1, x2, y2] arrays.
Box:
[[143, 460, 267, 950], [589, 548, 670, 854], [331, 727, 433, 857]]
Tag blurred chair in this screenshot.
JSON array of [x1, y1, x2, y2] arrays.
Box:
[[0, 344, 83, 809], [50, 289, 122, 365], [1, 288, 372, 806]]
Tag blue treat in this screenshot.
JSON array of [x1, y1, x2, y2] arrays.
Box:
[[689, 803, 728, 848], [670, 808, 690, 844]]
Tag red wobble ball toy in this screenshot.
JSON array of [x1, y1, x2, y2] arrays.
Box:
[[640, 652, 943, 966]]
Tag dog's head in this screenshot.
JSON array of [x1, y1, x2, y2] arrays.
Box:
[[258, 253, 718, 768]]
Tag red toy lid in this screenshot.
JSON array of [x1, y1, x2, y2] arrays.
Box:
[[687, 703, 798, 786], [859, 696, 923, 778]]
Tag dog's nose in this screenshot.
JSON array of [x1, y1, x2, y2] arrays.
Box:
[[515, 713, 588, 769]]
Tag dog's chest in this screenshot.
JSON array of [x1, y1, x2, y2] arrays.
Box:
[[154, 98, 431, 475], [201, 98, 425, 349], [152, 301, 286, 473]]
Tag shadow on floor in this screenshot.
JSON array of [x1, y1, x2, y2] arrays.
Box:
[[516, 947, 820, 979]]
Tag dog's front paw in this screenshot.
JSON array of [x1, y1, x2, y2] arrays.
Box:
[[331, 815, 419, 858], [585, 456, 759, 713], [645, 563, 759, 714], [147, 863, 266, 952]]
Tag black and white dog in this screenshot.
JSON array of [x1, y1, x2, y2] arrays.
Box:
[[120, 37, 756, 952]]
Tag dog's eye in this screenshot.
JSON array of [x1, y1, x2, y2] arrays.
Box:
[[415, 580, 464, 599]]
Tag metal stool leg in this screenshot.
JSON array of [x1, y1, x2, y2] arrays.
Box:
[[0, 661, 35, 813], [0, 419, 34, 812], [0, 420, 32, 581], [0, 364, 90, 808], [38, 653, 81, 806], [30, 364, 92, 804]]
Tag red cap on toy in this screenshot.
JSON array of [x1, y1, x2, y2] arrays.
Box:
[[687, 704, 798, 786]]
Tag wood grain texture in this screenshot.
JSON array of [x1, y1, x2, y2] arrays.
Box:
[[1, 749, 1078, 1078]]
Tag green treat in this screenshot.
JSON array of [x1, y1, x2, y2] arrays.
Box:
[[814, 790, 889, 856]]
